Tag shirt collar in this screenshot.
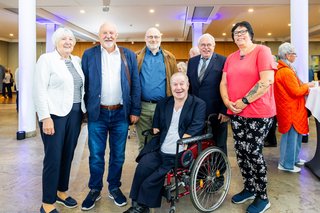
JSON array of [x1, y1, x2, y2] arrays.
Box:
[[101, 44, 120, 55]]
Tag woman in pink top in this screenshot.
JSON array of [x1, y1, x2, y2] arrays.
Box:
[[220, 21, 276, 213]]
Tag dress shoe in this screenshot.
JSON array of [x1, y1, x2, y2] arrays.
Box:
[[123, 205, 150, 213], [56, 196, 77, 208], [264, 142, 277, 147], [40, 205, 59, 213]]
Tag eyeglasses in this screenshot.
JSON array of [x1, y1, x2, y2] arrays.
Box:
[[233, 30, 248, 36], [146, 35, 160, 40]]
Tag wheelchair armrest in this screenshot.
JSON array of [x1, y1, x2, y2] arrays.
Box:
[[142, 129, 160, 137], [177, 133, 213, 145]]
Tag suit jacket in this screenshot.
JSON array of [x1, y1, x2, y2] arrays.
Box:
[[187, 53, 227, 117], [82, 45, 141, 122], [136, 95, 206, 162], [34, 50, 86, 121]]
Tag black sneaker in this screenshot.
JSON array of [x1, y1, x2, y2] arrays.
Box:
[[81, 189, 101, 211], [109, 188, 127, 207]]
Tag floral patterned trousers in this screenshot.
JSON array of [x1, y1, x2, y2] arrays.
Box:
[[230, 115, 273, 199]]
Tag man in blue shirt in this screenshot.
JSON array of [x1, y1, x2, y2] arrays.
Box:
[[135, 27, 177, 151]]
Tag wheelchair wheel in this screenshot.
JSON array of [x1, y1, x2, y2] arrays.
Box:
[[190, 147, 231, 212]]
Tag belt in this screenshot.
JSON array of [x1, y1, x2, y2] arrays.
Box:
[[100, 104, 122, 110], [142, 100, 158, 104]]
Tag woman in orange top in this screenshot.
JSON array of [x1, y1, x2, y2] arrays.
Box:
[[274, 42, 314, 173]]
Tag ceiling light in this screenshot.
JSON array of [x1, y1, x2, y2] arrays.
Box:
[[248, 8, 254, 13], [80, 10, 85, 14], [102, 0, 110, 12], [9, 33, 14, 37], [155, 23, 160, 27], [288, 23, 291, 27], [149, 9, 155, 13], [232, 23, 236, 27], [222, 33, 226, 36], [267, 33, 272, 36]]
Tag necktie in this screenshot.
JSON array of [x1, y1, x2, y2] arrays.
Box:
[[198, 58, 208, 83]]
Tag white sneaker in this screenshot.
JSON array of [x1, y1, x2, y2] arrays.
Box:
[[278, 164, 301, 173], [295, 159, 306, 166]]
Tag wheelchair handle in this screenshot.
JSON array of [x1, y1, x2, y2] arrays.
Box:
[[177, 133, 213, 145], [141, 129, 159, 137]]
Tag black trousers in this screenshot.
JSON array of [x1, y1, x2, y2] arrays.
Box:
[[40, 103, 82, 204], [265, 116, 277, 145], [129, 151, 182, 208], [210, 116, 228, 155], [2, 83, 12, 98]]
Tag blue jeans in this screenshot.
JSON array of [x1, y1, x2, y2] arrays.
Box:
[[88, 108, 129, 192], [279, 126, 302, 170]]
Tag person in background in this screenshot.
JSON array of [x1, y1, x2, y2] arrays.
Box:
[[264, 55, 279, 148], [2, 68, 13, 99], [274, 42, 315, 173], [0, 64, 5, 96], [135, 27, 177, 151], [220, 21, 276, 213], [124, 72, 206, 213], [189, 46, 200, 59], [187, 33, 229, 155], [177, 61, 187, 74], [15, 67, 19, 112], [81, 22, 141, 211], [301, 66, 316, 143], [34, 27, 86, 213]]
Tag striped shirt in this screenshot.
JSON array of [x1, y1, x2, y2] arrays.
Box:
[[65, 59, 83, 103]]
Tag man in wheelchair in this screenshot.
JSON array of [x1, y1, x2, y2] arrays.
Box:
[[124, 72, 206, 213]]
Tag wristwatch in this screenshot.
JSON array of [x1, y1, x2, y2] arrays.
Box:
[[242, 97, 250, 105]]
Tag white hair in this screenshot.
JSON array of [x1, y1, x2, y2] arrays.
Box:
[[197, 33, 215, 45], [52, 27, 76, 48]]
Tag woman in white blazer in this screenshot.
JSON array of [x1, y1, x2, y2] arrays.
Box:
[[34, 28, 86, 213]]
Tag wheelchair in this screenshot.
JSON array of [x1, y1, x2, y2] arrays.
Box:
[[142, 114, 231, 213]]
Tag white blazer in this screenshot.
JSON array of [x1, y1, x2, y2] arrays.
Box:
[[34, 50, 86, 121]]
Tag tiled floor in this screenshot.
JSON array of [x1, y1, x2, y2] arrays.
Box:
[[1, 95, 320, 213]]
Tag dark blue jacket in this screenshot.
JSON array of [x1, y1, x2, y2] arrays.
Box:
[[187, 53, 227, 117], [136, 95, 206, 161], [82, 45, 141, 122]]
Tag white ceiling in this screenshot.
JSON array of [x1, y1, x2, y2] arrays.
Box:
[[0, 0, 320, 43]]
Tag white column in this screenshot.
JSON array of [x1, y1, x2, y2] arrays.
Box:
[[192, 22, 203, 47], [17, 0, 36, 138], [46, 23, 57, 52], [291, 0, 308, 82]]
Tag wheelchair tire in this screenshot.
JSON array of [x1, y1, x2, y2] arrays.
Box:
[[189, 147, 231, 212]]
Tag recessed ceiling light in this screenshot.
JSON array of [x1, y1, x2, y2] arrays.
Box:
[[267, 33, 272, 36], [80, 10, 85, 14], [248, 8, 254, 13], [9, 33, 14, 37], [155, 23, 160, 27], [149, 9, 155, 13], [222, 33, 226, 36], [232, 23, 236, 27], [288, 23, 291, 27]]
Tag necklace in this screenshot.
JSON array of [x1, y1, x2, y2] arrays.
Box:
[[239, 43, 256, 59]]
